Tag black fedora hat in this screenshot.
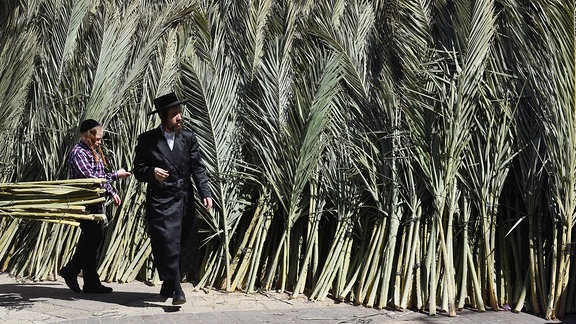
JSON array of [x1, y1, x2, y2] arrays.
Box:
[[148, 92, 188, 115]]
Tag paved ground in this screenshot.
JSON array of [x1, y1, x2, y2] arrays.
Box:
[[1, 272, 575, 323]]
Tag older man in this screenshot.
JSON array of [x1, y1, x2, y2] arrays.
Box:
[[133, 92, 212, 305]]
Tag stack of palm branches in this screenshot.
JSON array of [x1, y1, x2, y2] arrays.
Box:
[[0, 179, 107, 226], [0, 178, 108, 279]]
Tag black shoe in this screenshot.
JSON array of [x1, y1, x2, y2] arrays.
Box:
[[83, 284, 113, 293], [172, 290, 186, 305], [160, 281, 175, 298], [59, 268, 81, 293]]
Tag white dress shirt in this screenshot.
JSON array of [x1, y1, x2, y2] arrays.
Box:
[[163, 130, 175, 151]]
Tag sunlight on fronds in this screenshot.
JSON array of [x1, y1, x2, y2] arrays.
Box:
[[1, 1, 576, 320]]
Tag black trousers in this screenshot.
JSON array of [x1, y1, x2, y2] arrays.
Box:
[[63, 206, 104, 286], [180, 214, 200, 281]]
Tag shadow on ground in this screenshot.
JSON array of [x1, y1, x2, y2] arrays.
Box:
[[0, 282, 181, 313]]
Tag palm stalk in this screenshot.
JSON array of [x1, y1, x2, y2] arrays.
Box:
[[245, 197, 275, 293], [458, 195, 485, 311], [352, 217, 380, 305], [513, 63, 547, 315], [180, 10, 248, 288], [392, 0, 445, 313], [463, 89, 516, 312], [498, 0, 548, 314], [349, 147, 396, 309], [0, 0, 39, 183], [291, 169, 324, 297], [0, 220, 20, 271], [511, 1, 576, 319], [308, 146, 360, 301], [98, 179, 148, 281], [251, 45, 342, 292], [398, 166, 425, 310], [228, 188, 274, 292]]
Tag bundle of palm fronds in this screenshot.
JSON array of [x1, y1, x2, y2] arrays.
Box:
[[0, 179, 107, 226]]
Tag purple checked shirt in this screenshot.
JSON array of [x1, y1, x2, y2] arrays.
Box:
[[68, 141, 118, 196]]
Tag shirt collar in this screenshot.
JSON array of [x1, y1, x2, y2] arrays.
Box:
[[163, 130, 175, 139]]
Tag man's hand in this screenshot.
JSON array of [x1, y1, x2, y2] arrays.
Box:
[[154, 167, 169, 182], [203, 197, 213, 211]]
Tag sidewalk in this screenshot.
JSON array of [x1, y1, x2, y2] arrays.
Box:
[[0, 272, 573, 323]]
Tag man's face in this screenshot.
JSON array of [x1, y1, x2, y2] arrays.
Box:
[[164, 106, 182, 132]]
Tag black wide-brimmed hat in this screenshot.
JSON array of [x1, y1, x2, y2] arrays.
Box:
[[148, 92, 188, 115]]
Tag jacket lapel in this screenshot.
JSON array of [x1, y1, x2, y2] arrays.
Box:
[[171, 131, 185, 176], [172, 131, 183, 156]]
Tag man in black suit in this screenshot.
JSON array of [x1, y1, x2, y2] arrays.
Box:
[[133, 92, 213, 305]]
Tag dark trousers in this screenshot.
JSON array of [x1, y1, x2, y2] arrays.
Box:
[[180, 214, 200, 281], [63, 209, 105, 286]]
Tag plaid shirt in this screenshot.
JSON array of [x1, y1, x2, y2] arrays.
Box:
[[68, 141, 118, 196]]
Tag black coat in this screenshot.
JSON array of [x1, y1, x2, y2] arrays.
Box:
[[133, 126, 211, 281]]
